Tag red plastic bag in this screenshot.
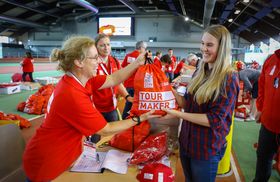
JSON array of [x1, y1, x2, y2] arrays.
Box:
[[130, 132, 167, 165], [17, 102, 26, 112], [11, 73, 30, 82], [109, 121, 151, 152], [130, 64, 177, 116]]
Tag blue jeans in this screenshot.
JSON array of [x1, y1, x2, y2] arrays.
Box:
[[253, 125, 279, 182], [179, 145, 226, 182], [90, 109, 119, 143], [122, 87, 134, 119], [165, 72, 174, 82]]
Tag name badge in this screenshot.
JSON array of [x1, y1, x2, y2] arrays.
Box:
[[113, 94, 117, 108]]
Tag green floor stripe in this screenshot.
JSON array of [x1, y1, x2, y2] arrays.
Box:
[[0, 70, 63, 83], [232, 121, 280, 181], [0, 90, 39, 119]]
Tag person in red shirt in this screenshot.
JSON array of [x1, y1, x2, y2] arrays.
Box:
[[174, 58, 186, 79], [253, 49, 280, 182], [21, 51, 35, 82], [23, 36, 159, 182], [160, 25, 239, 182], [121, 41, 147, 119], [90, 34, 132, 143], [153, 51, 162, 69], [165, 48, 176, 82]]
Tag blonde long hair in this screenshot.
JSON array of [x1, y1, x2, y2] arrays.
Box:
[[187, 25, 234, 104]]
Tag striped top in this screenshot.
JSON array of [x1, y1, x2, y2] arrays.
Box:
[[179, 72, 239, 160]]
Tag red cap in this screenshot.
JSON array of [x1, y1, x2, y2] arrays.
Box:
[[136, 163, 175, 182]]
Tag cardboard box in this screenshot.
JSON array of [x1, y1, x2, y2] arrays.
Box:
[[35, 77, 59, 85], [180, 75, 192, 84], [0, 85, 21, 95], [148, 117, 180, 139], [20, 82, 41, 90]]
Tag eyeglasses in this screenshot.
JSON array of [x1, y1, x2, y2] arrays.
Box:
[[86, 56, 98, 61], [274, 77, 279, 88]]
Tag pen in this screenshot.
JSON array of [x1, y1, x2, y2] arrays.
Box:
[[96, 153, 100, 163]]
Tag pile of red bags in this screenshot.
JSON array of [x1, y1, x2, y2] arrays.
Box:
[[11, 73, 31, 82], [130, 132, 167, 165], [109, 121, 151, 152], [0, 111, 31, 129], [17, 84, 55, 115]]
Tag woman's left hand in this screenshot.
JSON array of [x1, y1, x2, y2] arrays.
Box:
[[135, 53, 146, 66], [127, 96, 134, 103], [160, 108, 179, 120]]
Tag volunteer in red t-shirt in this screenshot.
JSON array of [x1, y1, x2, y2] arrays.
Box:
[[90, 34, 133, 143], [253, 49, 280, 182], [174, 58, 186, 79], [153, 51, 163, 70], [121, 40, 147, 119], [23, 36, 159, 182], [21, 51, 35, 82], [165, 48, 176, 82]]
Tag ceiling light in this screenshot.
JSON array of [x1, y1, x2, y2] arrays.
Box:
[[243, 0, 250, 3], [185, 17, 189, 21], [228, 18, 233, 22], [234, 9, 240, 14]]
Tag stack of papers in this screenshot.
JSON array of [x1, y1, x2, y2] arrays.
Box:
[[71, 146, 131, 174]]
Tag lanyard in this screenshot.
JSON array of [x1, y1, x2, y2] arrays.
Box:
[[99, 61, 117, 108], [66, 71, 83, 86]]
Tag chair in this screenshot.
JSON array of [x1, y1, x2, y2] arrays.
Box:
[[0, 124, 26, 182]]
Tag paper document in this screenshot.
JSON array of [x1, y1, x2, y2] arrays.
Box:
[[71, 148, 131, 174]]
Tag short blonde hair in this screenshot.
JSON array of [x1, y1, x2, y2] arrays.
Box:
[[50, 36, 95, 72]]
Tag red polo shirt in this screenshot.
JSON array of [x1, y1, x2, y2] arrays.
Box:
[[121, 50, 140, 88], [91, 56, 121, 112], [23, 74, 107, 181]]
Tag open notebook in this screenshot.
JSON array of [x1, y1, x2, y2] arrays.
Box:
[[70, 145, 131, 174]]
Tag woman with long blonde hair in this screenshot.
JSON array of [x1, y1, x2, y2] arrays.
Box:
[[162, 25, 239, 182]]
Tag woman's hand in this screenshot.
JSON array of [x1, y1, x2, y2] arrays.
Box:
[[254, 111, 261, 123], [135, 53, 146, 66], [127, 96, 134, 103], [139, 110, 161, 122], [160, 108, 180, 120]]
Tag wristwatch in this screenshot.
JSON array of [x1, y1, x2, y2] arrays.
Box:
[[125, 94, 130, 101], [132, 116, 141, 125]]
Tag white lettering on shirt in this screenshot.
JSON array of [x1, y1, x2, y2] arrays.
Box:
[[270, 65, 276, 75], [127, 57, 135, 63]]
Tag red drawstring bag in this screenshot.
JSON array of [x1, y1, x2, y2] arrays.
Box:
[[130, 132, 167, 165], [109, 120, 151, 152], [130, 58, 177, 116]]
